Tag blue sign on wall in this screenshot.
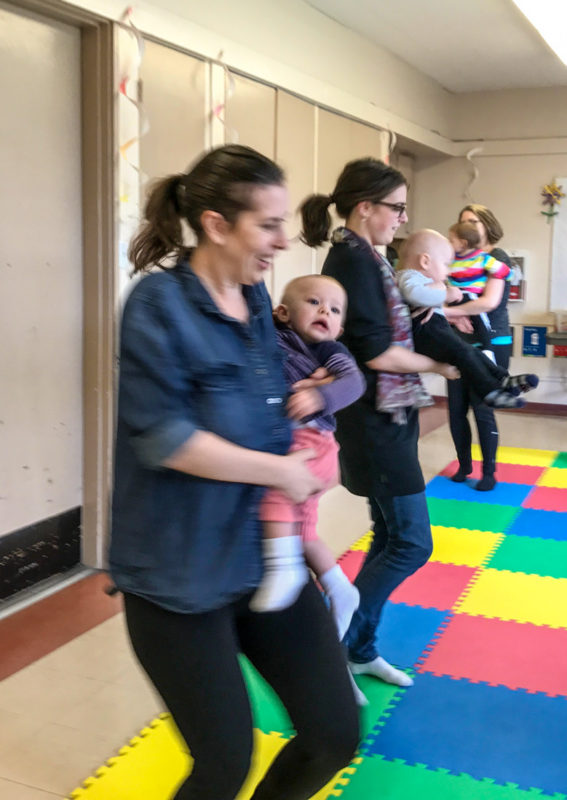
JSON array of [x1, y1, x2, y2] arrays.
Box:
[[522, 326, 547, 357]]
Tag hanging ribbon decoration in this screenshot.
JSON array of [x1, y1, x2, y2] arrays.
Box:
[[116, 6, 149, 182], [464, 146, 483, 200], [383, 127, 397, 165], [211, 50, 238, 143]]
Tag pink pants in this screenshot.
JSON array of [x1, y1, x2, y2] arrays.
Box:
[[259, 427, 340, 542]]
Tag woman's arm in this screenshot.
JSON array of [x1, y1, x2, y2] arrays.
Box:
[[163, 431, 320, 504], [366, 346, 459, 380], [444, 277, 504, 318]]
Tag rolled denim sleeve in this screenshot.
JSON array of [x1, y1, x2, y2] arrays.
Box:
[[118, 280, 199, 469]]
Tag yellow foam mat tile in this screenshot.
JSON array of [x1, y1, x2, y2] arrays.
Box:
[[455, 568, 567, 628], [471, 444, 558, 467], [538, 467, 567, 488], [431, 526, 503, 567], [68, 715, 358, 800], [349, 530, 373, 552]]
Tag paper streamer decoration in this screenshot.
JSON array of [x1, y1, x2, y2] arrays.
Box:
[[117, 6, 149, 176], [383, 127, 397, 165], [464, 146, 483, 200], [211, 50, 238, 143]]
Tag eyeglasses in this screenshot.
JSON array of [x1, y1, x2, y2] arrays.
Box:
[[375, 201, 407, 219]]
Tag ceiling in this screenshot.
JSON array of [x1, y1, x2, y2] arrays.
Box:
[[305, 0, 567, 93]]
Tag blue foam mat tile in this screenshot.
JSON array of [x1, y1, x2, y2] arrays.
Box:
[[362, 673, 567, 795], [377, 602, 450, 669], [507, 508, 567, 542], [426, 476, 533, 506]]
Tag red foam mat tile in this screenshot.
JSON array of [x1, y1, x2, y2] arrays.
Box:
[[418, 613, 567, 697], [523, 485, 567, 513], [337, 549, 366, 583], [389, 561, 477, 610], [439, 460, 546, 485]]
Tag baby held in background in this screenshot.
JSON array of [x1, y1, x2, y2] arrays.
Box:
[[396, 230, 538, 408], [250, 275, 365, 641], [447, 222, 495, 351]]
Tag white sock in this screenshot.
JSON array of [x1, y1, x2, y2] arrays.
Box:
[[349, 656, 414, 687], [249, 536, 308, 612], [319, 565, 360, 641], [348, 669, 368, 707]]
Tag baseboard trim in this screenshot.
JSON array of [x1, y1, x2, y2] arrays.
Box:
[[0, 507, 81, 601], [431, 396, 567, 417]]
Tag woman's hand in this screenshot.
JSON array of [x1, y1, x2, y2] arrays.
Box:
[[450, 315, 475, 334], [276, 448, 322, 502], [287, 388, 325, 421], [436, 363, 460, 380]]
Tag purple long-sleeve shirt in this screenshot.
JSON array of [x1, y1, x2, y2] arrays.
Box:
[[277, 328, 365, 431]]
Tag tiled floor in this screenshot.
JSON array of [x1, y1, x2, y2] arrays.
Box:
[[1, 409, 565, 799]]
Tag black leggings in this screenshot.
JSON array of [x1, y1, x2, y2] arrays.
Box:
[[124, 580, 359, 800], [447, 343, 512, 477]]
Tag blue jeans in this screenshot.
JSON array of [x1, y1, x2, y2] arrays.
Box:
[[344, 490, 433, 664]]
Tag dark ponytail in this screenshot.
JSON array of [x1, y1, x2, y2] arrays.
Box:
[[129, 145, 285, 274], [299, 193, 334, 247], [128, 174, 186, 273], [301, 157, 406, 249]]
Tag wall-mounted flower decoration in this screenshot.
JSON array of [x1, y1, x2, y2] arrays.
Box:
[[541, 181, 565, 222]]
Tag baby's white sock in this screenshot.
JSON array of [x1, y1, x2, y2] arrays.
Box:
[[249, 536, 308, 612], [319, 564, 360, 641], [349, 656, 413, 687]]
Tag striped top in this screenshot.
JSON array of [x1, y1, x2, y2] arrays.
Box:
[[448, 249, 511, 295]]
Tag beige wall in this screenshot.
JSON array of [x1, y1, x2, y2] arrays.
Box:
[[451, 87, 567, 141], [0, 4, 83, 537], [57, 0, 455, 154]]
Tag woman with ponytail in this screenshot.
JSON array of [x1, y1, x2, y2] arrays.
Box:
[[301, 158, 458, 699], [110, 145, 358, 799]]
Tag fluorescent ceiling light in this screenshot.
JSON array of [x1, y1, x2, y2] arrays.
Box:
[[512, 0, 567, 66]]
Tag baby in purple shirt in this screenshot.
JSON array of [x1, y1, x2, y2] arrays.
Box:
[[250, 275, 365, 642]]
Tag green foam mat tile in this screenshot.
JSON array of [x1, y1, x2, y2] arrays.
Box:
[[551, 452, 567, 469], [239, 656, 294, 736], [426, 497, 520, 533], [334, 754, 566, 800], [486, 534, 567, 579]]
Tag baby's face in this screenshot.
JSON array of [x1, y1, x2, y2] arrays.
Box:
[[448, 233, 466, 255], [287, 278, 345, 344]]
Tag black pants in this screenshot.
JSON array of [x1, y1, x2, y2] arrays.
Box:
[[124, 581, 359, 800], [412, 312, 507, 401], [447, 343, 512, 478]]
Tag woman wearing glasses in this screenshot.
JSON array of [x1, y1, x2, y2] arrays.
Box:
[[300, 158, 457, 701]]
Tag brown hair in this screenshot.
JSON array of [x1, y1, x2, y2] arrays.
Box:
[[128, 145, 285, 273], [300, 157, 407, 247], [458, 204, 504, 245], [449, 221, 481, 250]]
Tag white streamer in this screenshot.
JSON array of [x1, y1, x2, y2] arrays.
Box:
[[464, 147, 483, 200]]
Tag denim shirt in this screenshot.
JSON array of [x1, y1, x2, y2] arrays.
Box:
[[109, 262, 291, 613]]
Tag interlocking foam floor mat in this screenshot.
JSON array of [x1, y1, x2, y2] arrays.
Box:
[[69, 447, 567, 799]]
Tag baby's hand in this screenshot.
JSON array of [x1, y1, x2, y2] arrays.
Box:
[[292, 367, 333, 391], [445, 286, 463, 304], [287, 388, 325, 421], [437, 363, 460, 381]]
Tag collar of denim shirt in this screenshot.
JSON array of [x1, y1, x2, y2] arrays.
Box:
[[176, 258, 266, 323]]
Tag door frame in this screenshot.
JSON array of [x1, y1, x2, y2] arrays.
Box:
[[15, 0, 116, 568]]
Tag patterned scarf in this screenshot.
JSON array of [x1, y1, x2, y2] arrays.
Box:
[[331, 227, 432, 424]]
